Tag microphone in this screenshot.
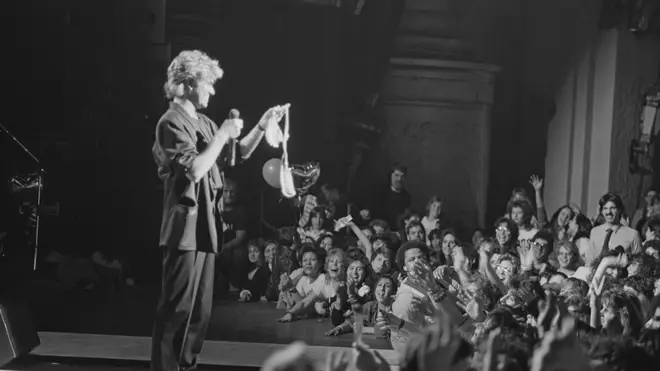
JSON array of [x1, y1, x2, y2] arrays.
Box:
[[227, 109, 240, 167]]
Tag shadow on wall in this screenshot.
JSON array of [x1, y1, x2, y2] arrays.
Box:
[[457, 0, 603, 222], [514, 0, 602, 188]]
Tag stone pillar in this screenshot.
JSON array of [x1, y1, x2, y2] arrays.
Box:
[[361, 0, 498, 233]]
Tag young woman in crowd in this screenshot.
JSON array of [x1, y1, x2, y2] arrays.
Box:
[[278, 245, 324, 310], [554, 240, 581, 277], [429, 228, 458, 268], [494, 217, 519, 256], [238, 239, 271, 302], [568, 212, 594, 265], [297, 206, 329, 243], [421, 196, 452, 239], [324, 274, 398, 337], [509, 200, 539, 243], [277, 249, 348, 322]]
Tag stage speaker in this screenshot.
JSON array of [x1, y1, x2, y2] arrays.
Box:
[[0, 298, 40, 367]]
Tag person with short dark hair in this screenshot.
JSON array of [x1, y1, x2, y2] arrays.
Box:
[[589, 193, 642, 258], [362, 164, 411, 230]]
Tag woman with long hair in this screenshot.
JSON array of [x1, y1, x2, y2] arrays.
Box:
[[568, 213, 594, 266]]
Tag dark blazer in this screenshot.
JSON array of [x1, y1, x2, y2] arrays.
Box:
[[152, 102, 230, 253]]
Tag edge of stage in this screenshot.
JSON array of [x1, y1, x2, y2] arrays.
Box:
[[30, 332, 400, 371]]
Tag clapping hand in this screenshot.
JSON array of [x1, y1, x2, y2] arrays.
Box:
[[410, 260, 437, 294], [279, 273, 292, 291]]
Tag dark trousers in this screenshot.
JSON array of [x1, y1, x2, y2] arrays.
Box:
[[216, 246, 248, 290], [151, 249, 215, 371]]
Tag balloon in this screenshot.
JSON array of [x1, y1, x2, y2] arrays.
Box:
[[262, 158, 282, 188], [290, 161, 321, 195]]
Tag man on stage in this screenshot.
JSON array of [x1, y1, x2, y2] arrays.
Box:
[[151, 49, 286, 371]]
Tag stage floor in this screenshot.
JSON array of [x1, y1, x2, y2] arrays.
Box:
[[5, 355, 252, 371], [10, 281, 399, 370], [27, 281, 392, 350]]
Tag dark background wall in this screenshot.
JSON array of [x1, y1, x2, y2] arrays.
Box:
[[0, 0, 385, 279], [3, 0, 657, 278]]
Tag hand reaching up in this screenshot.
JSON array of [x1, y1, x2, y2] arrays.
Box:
[[517, 242, 535, 271], [452, 247, 467, 271], [481, 328, 502, 371], [536, 290, 558, 338], [530, 317, 590, 371], [334, 215, 353, 232], [406, 314, 469, 371], [529, 175, 543, 191]]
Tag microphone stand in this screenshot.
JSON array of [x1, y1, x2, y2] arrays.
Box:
[[0, 122, 46, 271]]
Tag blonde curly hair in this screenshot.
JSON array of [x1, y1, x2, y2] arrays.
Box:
[[163, 50, 224, 100]]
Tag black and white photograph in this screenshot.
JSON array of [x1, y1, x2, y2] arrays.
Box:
[[1, 1, 660, 371]]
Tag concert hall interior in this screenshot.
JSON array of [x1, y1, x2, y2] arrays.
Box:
[[2, 1, 660, 371]]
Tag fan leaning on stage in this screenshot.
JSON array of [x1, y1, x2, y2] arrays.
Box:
[[151, 49, 287, 371]]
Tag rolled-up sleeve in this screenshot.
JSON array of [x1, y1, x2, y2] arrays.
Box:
[[153, 120, 198, 179]]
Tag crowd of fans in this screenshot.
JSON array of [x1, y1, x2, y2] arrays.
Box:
[[218, 164, 660, 371]]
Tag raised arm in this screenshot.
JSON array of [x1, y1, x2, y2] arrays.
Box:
[[347, 222, 373, 260], [529, 175, 548, 227], [238, 105, 287, 160], [154, 119, 232, 184], [478, 251, 507, 295]]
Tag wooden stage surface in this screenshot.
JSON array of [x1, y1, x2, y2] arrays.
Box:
[[19, 282, 398, 370]]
